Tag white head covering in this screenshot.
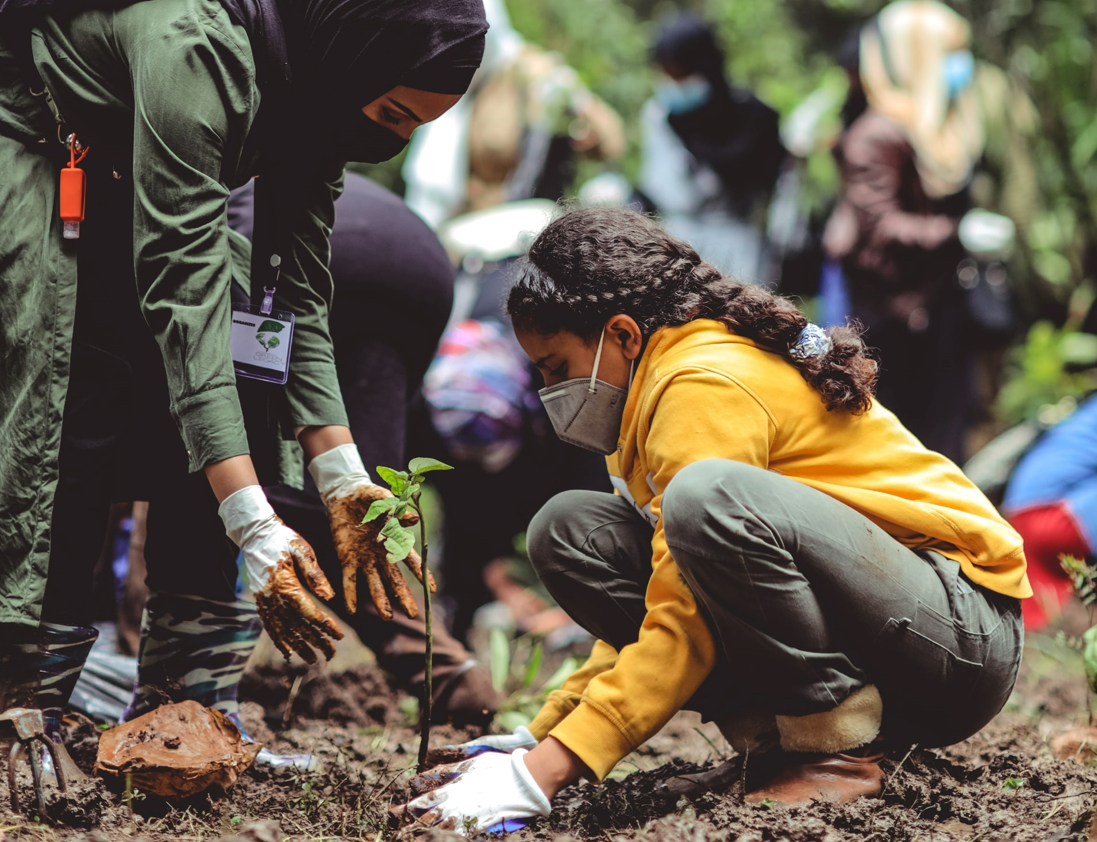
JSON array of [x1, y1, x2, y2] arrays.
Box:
[[860, 0, 985, 198]]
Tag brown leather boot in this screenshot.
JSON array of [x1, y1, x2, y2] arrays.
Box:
[[744, 750, 885, 806]]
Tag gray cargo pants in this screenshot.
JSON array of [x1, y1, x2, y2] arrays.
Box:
[[528, 459, 1023, 748]]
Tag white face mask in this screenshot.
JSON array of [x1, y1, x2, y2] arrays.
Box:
[[537, 330, 634, 455]]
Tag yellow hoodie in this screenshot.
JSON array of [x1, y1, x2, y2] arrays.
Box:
[[528, 319, 1028, 780]]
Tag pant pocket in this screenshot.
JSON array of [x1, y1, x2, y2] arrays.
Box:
[[871, 615, 983, 690], [869, 612, 985, 746]]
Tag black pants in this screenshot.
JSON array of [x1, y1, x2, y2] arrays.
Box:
[[528, 459, 1024, 748]]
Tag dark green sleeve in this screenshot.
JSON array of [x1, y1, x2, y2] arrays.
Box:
[[127, 13, 259, 470], [272, 163, 350, 432]]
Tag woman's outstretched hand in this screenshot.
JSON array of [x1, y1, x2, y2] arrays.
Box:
[[309, 444, 434, 620], [393, 749, 550, 837], [218, 485, 344, 663]]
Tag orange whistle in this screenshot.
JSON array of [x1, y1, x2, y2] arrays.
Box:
[[60, 134, 89, 240]]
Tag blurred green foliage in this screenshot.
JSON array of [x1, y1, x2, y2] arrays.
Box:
[[996, 321, 1097, 424]]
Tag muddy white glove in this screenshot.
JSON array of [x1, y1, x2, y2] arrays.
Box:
[[308, 442, 374, 504], [308, 444, 433, 620], [219, 485, 342, 663], [454, 726, 539, 758], [397, 749, 550, 836]]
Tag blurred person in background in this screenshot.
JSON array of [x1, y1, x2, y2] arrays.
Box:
[[1002, 393, 1097, 630], [402, 0, 625, 229], [639, 12, 785, 279], [822, 0, 986, 464]]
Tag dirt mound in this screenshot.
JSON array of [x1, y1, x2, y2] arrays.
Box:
[[240, 660, 403, 729]]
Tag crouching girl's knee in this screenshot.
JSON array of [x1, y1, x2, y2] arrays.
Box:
[[663, 459, 759, 531], [526, 490, 596, 577]]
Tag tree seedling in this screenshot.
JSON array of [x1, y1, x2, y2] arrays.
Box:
[[362, 457, 453, 772]]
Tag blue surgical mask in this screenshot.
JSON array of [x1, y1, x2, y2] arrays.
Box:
[[655, 75, 712, 115], [943, 50, 974, 100]]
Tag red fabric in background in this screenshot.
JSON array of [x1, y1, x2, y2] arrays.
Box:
[[1009, 503, 1090, 630]]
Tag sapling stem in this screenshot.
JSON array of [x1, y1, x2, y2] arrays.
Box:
[[415, 490, 433, 773], [364, 458, 451, 772]]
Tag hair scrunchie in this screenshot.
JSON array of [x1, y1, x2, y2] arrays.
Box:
[[788, 323, 832, 360]]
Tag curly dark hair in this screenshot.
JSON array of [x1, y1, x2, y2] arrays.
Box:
[[506, 207, 877, 414]]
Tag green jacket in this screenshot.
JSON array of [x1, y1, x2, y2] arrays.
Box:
[[0, 0, 348, 626]]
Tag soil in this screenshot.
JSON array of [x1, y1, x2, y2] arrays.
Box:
[[2, 611, 1096, 842]]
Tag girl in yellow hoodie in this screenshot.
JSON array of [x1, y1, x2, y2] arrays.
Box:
[[400, 207, 1028, 835]]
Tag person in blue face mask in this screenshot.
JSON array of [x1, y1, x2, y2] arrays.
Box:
[[638, 13, 785, 280]]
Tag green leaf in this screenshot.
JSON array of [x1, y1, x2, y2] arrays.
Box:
[[380, 518, 414, 564], [362, 496, 399, 523], [257, 320, 285, 333], [1002, 777, 1024, 791], [489, 627, 511, 692], [376, 466, 409, 496], [523, 641, 544, 691], [267, 336, 280, 349], [1082, 625, 1097, 695], [541, 656, 579, 693], [408, 457, 455, 475]]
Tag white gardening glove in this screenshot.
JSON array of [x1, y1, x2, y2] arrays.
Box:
[[308, 444, 433, 619], [452, 726, 539, 758], [219, 485, 343, 663], [395, 749, 550, 837], [307, 442, 374, 504]]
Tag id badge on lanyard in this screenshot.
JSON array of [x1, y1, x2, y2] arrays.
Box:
[[230, 262, 295, 384]]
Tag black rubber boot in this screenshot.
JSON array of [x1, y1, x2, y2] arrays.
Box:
[[1, 623, 97, 788], [0, 624, 40, 715]]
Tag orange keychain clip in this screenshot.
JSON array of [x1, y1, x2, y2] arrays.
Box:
[[60, 133, 89, 240]]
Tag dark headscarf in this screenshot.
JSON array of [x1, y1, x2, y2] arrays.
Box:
[[651, 13, 784, 215], [245, 0, 486, 300], [651, 11, 725, 87], [287, 0, 488, 113]]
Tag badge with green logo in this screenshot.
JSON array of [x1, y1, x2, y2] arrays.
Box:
[[230, 307, 295, 384]]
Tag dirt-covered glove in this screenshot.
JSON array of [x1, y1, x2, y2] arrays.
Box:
[[394, 749, 550, 837], [452, 726, 539, 759], [219, 486, 344, 663], [309, 444, 434, 620]]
